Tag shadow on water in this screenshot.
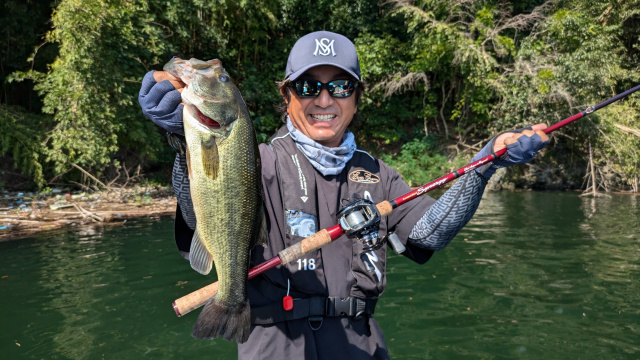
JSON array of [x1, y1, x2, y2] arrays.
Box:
[[1, 192, 638, 359]]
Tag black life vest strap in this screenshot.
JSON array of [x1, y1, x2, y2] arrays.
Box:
[[250, 277, 377, 324], [251, 296, 377, 325]]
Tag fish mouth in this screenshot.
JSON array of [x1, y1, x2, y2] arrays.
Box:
[[195, 107, 221, 129], [193, 92, 225, 104]]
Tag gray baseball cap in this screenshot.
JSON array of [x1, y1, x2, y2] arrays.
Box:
[[284, 31, 361, 81]]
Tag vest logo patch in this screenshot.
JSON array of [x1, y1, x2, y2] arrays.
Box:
[[348, 170, 380, 184]]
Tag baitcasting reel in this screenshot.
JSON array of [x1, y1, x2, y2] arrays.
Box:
[[337, 195, 381, 251], [337, 195, 406, 278]]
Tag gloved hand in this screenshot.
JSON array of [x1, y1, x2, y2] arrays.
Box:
[[138, 68, 186, 135], [472, 123, 550, 178]]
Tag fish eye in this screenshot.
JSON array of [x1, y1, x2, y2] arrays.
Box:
[[219, 75, 229, 83]]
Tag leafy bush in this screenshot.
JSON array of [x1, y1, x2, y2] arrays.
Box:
[[0, 105, 51, 187], [381, 136, 468, 187]]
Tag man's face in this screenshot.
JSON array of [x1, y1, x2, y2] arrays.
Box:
[[285, 65, 358, 147]]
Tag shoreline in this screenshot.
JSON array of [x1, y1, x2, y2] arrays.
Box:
[[0, 187, 177, 242], [1, 186, 636, 241]]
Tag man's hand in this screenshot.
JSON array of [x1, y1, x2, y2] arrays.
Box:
[[492, 123, 549, 153], [153, 71, 186, 93], [471, 123, 550, 178], [138, 59, 187, 135]]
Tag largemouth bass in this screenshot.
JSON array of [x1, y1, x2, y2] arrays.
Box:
[[164, 58, 265, 343]]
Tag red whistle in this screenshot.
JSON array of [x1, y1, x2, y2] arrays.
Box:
[[283, 295, 293, 311]]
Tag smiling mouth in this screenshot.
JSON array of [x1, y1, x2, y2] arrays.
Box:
[[311, 114, 336, 122]]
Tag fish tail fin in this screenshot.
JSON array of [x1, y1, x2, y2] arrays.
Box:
[[192, 298, 251, 343], [189, 230, 213, 275]]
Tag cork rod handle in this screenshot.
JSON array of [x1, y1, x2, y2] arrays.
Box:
[[172, 282, 219, 317]]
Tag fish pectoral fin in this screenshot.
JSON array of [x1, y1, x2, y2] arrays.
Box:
[[189, 229, 214, 275], [201, 137, 219, 180], [186, 145, 193, 180]]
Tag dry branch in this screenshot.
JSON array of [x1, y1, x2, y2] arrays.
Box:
[[72, 164, 109, 190], [613, 123, 640, 138], [372, 71, 429, 99], [71, 203, 103, 222]]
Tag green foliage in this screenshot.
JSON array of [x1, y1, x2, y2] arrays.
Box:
[[594, 101, 640, 184], [381, 135, 468, 187], [493, 0, 640, 185], [354, 0, 535, 150], [2, 0, 639, 190], [0, 105, 51, 187], [31, 0, 173, 175], [0, 0, 56, 111]]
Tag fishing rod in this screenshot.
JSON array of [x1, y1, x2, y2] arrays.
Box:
[[172, 84, 640, 317]]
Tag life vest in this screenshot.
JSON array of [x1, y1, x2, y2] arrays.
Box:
[[250, 125, 389, 309]]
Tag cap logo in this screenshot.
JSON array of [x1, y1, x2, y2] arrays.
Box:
[[314, 38, 336, 57]]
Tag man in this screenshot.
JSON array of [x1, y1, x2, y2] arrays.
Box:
[[139, 31, 548, 359]]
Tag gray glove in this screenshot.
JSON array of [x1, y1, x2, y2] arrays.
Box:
[[138, 70, 185, 135], [472, 127, 549, 178]]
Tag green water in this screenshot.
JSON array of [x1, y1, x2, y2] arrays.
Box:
[[1, 192, 638, 359]]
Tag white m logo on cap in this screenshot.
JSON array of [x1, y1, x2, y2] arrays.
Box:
[[314, 38, 336, 56]]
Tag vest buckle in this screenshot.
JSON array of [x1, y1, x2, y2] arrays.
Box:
[[326, 296, 354, 317]]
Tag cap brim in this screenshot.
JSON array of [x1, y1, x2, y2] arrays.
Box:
[[287, 62, 360, 81]]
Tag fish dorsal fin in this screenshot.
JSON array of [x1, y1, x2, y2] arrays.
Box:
[[189, 229, 214, 275], [201, 137, 219, 180]]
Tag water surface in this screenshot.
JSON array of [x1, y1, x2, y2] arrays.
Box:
[[1, 192, 638, 359]]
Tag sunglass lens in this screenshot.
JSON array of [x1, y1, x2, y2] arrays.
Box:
[[328, 80, 355, 97], [292, 79, 356, 97], [295, 80, 321, 97]]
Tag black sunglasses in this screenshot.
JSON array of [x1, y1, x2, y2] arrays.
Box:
[[289, 78, 358, 98]]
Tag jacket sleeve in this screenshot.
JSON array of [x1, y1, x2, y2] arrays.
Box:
[[380, 160, 436, 264], [172, 153, 197, 231], [407, 170, 488, 250]]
